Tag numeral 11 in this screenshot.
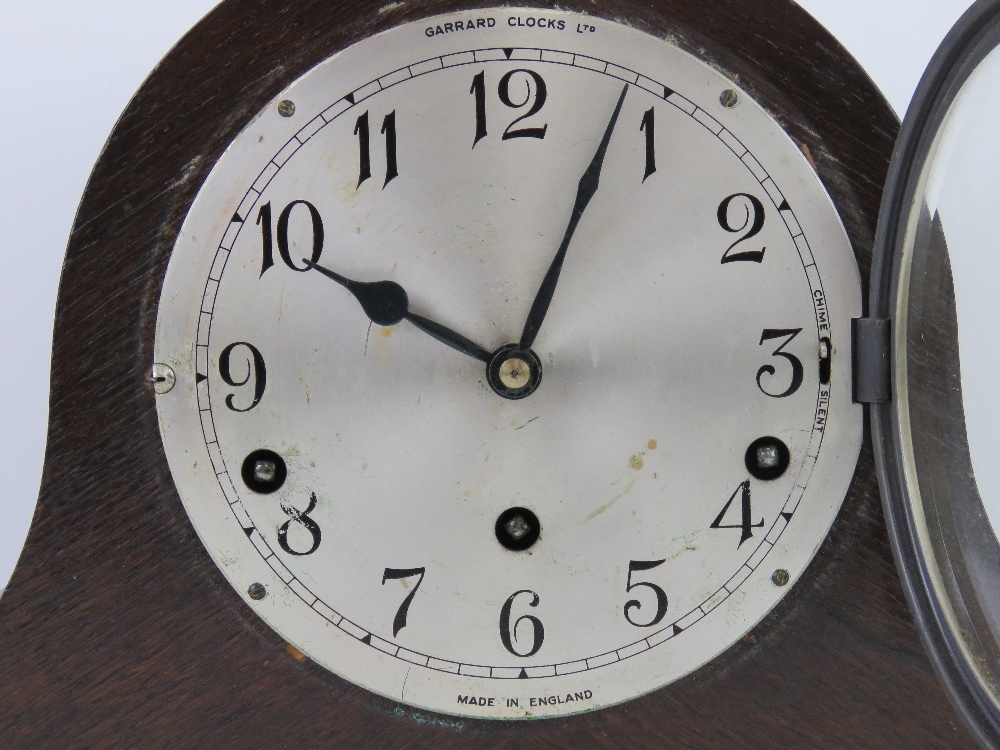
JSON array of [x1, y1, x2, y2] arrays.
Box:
[[354, 110, 398, 189]]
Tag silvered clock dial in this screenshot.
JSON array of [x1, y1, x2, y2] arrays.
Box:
[[154, 7, 861, 719]]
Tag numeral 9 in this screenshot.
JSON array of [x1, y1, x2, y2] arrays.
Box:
[[219, 342, 266, 412]]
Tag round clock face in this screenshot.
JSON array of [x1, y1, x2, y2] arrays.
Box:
[[154, 8, 862, 719]]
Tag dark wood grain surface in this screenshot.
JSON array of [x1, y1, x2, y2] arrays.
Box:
[[0, 0, 974, 747]]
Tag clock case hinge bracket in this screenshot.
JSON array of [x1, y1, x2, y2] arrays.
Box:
[[852, 318, 891, 403]]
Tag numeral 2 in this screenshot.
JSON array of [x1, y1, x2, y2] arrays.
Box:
[[354, 110, 398, 188], [382, 567, 425, 637], [710, 480, 763, 548], [718, 193, 766, 263]]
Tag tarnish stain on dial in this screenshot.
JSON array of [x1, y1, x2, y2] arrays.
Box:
[[629, 439, 658, 470], [665, 530, 700, 562], [586, 476, 637, 521]]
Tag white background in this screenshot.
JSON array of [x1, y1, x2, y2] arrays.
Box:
[[0, 0, 975, 591]]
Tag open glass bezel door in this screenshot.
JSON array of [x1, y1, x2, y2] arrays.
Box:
[[874, 0, 1000, 745]]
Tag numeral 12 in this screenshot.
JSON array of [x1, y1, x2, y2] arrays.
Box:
[[470, 69, 548, 148]]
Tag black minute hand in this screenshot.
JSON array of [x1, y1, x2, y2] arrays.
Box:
[[303, 259, 492, 363], [518, 83, 629, 351]]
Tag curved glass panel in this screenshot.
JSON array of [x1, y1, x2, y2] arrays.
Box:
[[888, 12, 1000, 736], [927, 44, 1000, 533]]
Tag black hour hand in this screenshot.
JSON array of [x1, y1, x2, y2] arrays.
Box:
[[303, 259, 492, 363]]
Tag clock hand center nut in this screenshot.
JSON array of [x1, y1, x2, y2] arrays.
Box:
[[487, 344, 542, 400]]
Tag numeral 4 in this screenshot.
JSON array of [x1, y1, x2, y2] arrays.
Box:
[[710, 480, 764, 548]]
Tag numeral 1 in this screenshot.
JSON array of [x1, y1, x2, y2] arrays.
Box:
[[470, 71, 488, 148], [640, 107, 656, 182], [354, 110, 398, 188]]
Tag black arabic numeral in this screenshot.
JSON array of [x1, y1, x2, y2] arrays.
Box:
[[277, 200, 324, 271], [640, 107, 656, 182], [710, 480, 764, 548], [355, 110, 398, 188], [623, 559, 668, 628], [718, 193, 766, 263], [256, 202, 274, 277], [354, 111, 371, 187], [500, 589, 544, 657], [257, 200, 324, 275], [278, 492, 322, 556], [470, 70, 487, 148], [381, 567, 426, 637], [757, 328, 804, 398], [219, 342, 266, 412], [499, 69, 548, 140], [381, 111, 398, 187]]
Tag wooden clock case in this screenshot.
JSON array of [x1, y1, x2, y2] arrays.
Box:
[[0, 0, 976, 746]]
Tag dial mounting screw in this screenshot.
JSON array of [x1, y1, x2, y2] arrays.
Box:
[[720, 89, 739, 108], [149, 363, 176, 394], [248, 583, 267, 600], [772, 569, 790, 587], [745, 436, 790, 481], [277, 99, 296, 117], [505, 514, 532, 541], [241, 449, 288, 494], [495, 507, 541, 551]]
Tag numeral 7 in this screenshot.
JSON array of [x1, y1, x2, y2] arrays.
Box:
[[382, 567, 425, 637]]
